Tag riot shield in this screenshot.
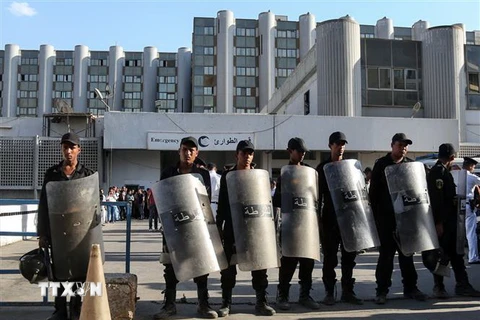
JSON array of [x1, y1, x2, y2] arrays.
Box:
[[226, 169, 279, 271], [46, 173, 104, 281], [385, 162, 439, 255], [152, 174, 227, 282], [280, 165, 320, 261], [323, 160, 380, 252], [453, 170, 467, 255]]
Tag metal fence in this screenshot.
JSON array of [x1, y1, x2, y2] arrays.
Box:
[[0, 199, 132, 306], [0, 136, 102, 190]]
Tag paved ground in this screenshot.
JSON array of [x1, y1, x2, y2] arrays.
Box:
[[1, 220, 479, 320]]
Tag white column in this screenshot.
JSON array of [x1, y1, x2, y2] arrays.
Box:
[[143, 46, 158, 112], [3, 44, 21, 117], [177, 47, 192, 113], [216, 10, 235, 113], [109, 46, 125, 111], [258, 11, 276, 111], [375, 17, 394, 39], [38, 44, 55, 116], [299, 13, 316, 60], [73, 45, 89, 112], [316, 16, 361, 116]]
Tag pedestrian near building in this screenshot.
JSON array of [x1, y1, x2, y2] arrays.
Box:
[[273, 137, 320, 310], [463, 157, 480, 264], [37, 132, 95, 320], [208, 162, 221, 220], [154, 136, 217, 319], [316, 132, 363, 306], [369, 133, 427, 304], [147, 188, 159, 231], [427, 144, 480, 298], [216, 140, 276, 317]]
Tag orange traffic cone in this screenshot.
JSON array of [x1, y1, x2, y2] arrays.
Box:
[[79, 244, 111, 320]]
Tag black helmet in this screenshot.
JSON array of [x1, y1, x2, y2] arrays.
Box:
[[422, 248, 450, 277], [19, 248, 48, 284]]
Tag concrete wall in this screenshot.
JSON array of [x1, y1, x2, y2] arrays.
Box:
[[0, 205, 37, 246], [104, 112, 459, 153]]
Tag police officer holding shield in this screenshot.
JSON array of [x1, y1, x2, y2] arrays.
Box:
[[154, 136, 217, 319], [426, 144, 480, 298], [273, 137, 320, 310], [316, 132, 363, 305], [370, 133, 426, 304], [37, 132, 95, 320], [216, 140, 276, 317]]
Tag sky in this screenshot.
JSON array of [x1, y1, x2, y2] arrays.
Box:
[[1, 0, 479, 52]]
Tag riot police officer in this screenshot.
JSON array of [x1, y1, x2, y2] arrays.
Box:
[[37, 132, 95, 320], [154, 136, 217, 319], [216, 140, 276, 317], [370, 133, 426, 304], [426, 144, 480, 298], [316, 132, 363, 305], [273, 137, 320, 310]]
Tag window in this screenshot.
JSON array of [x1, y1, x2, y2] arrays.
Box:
[[18, 74, 38, 81], [204, 87, 213, 95], [469, 73, 479, 93], [55, 74, 72, 82], [203, 47, 214, 55], [393, 69, 417, 90], [204, 66, 214, 75], [367, 68, 391, 89]]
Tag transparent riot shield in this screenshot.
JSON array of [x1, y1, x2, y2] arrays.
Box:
[[280, 165, 320, 261], [323, 160, 380, 252], [226, 169, 279, 271], [385, 162, 439, 255], [152, 173, 227, 282], [46, 172, 104, 281]]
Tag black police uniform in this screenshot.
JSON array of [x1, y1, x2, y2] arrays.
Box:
[[369, 153, 420, 296], [427, 161, 471, 291], [273, 162, 316, 305], [316, 158, 357, 300], [159, 163, 212, 295], [37, 160, 94, 320], [216, 165, 272, 314]]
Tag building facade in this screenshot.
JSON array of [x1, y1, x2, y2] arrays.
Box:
[[0, 10, 479, 196]]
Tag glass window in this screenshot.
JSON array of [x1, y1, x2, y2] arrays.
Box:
[[405, 69, 417, 90], [393, 69, 405, 89], [379, 69, 391, 89], [366, 39, 391, 67], [469, 73, 479, 93]]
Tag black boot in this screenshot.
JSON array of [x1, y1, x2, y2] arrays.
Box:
[[341, 278, 363, 305], [276, 284, 290, 311], [298, 282, 320, 310], [255, 291, 276, 316], [433, 274, 449, 299], [69, 295, 82, 320], [197, 287, 218, 318], [153, 289, 177, 320], [218, 288, 232, 317], [47, 297, 68, 320], [455, 281, 480, 297], [322, 278, 336, 305]]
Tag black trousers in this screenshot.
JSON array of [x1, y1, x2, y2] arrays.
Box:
[[162, 235, 208, 290], [375, 230, 418, 294], [278, 256, 314, 290], [320, 216, 356, 292], [220, 236, 268, 291], [434, 219, 468, 286]]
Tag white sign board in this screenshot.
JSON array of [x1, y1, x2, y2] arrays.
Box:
[[147, 132, 255, 150]]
